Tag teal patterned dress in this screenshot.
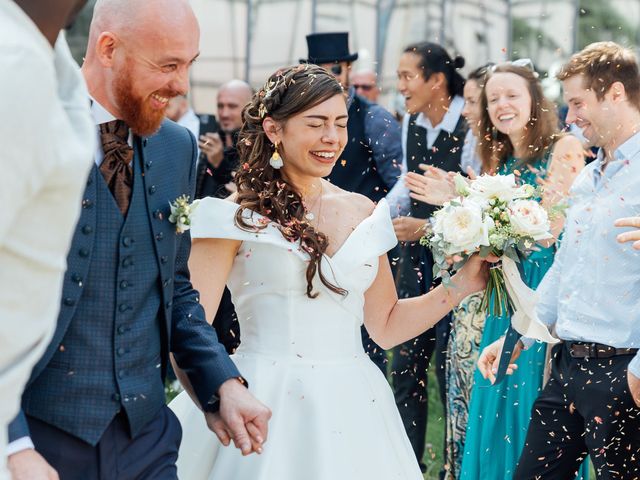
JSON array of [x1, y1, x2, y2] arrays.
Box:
[[458, 155, 589, 479], [444, 292, 485, 479]]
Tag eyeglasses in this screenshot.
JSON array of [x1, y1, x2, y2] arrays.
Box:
[[330, 65, 343, 76], [353, 84, 375, 92]]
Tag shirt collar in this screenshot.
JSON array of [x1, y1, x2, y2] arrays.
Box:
[[89, 97, 118, 126], [415, 95, 464, 133], [594, 130, 640, 181]]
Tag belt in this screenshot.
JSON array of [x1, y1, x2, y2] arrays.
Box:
[[567, 342, 639, 359]]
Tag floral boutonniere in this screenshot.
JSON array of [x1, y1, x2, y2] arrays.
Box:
[[169, 195, 198, 234]]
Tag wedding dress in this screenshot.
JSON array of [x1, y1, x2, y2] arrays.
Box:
[[170, 197, 423, 480]]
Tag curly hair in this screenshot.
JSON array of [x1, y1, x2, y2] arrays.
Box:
[[234, 64, 347, 298]]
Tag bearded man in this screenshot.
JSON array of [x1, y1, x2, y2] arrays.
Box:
[[7, 1, 270, 479]]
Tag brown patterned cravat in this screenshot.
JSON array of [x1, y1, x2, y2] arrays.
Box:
[[99, 120, 134, 215]]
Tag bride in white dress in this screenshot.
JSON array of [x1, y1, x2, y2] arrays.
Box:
[[170, 64, 488, 479]]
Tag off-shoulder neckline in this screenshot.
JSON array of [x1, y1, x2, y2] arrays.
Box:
[[196, 197, 390, 261]]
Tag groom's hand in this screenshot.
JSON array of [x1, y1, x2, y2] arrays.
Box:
[[8, 448, 59, 480], [477, 336, 521, 384], [209, 378, 272, 456]]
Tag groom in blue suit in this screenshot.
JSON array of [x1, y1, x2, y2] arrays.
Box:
[[7, 1, 270, 479]]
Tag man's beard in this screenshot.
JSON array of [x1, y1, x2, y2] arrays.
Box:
[[113, 68, 176, 137]]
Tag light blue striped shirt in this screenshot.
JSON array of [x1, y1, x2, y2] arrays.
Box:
[[532, 131, 640, 377]]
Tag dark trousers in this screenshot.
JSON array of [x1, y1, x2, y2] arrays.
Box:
[[515, 343, 640, 479], [391, 318, 450, 469], [362, 325, 387, 375], [28, 406, 182, 480], [391, 242, 450, 469]]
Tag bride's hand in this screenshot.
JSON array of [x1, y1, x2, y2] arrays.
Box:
[[452, 253, 498, 296]]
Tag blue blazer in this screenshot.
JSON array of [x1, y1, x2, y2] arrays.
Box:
[[9, 120, 240, 441]]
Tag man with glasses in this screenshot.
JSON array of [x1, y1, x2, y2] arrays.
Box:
[[302, 32, 403, 375], [351, 70, 380, 103]]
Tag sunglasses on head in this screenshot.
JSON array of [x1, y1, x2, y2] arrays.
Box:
[[353, 84, 374, 92]]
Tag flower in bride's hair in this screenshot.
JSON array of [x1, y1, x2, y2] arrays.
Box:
[[258, 103, 267, 118]]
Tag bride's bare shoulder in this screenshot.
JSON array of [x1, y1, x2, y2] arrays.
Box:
[[323, 181, 375, 224]]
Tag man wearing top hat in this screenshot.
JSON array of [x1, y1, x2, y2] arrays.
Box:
[[302, 32, 403, 375]]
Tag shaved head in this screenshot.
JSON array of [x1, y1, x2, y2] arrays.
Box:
[[90, 0, 195, 39], [217, 80, 253, 133], [83, 0, 200, 136]]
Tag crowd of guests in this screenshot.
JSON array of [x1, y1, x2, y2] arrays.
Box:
[[164, 30, 639, 480], [2, 0, 640, 478]]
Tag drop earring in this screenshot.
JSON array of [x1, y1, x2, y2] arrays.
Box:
[[269, 142, 284, 169]]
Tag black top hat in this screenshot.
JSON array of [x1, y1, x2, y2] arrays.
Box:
[[300, 32, 358, 64]]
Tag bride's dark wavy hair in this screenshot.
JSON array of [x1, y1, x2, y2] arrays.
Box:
[[234, 64, 347, 298]]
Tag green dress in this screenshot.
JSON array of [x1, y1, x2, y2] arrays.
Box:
[[459, 156, 589, 479]]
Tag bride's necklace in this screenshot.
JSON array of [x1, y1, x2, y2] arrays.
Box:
[[303, 182, 323, 222]]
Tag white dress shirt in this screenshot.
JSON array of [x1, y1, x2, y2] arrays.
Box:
[[0, 0, 95, 466], [386, 95, 465, 217]]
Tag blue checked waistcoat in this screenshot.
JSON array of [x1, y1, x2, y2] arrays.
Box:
[[9, 120, 241, 446]]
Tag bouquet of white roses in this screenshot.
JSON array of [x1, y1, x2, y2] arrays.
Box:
[[422, 173, 559, 343]]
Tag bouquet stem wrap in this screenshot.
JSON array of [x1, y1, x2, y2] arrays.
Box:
[[500, 256, 559, 343]]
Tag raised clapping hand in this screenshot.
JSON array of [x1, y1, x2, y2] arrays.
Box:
[[477, 335, 521, 385], [405, 164, 476, 207], [206, 378, 272, 456], [614, 216, 640, 250]]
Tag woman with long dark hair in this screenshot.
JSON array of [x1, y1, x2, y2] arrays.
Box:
[[169, 64, 489, 479]]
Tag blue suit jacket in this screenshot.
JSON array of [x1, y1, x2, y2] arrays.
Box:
[[9, 119, 240, 441]]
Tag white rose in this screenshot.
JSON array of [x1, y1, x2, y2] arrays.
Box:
[[468, 173, 517, 202], [508, 200, 552, 240], [439, 200, 493, 254]]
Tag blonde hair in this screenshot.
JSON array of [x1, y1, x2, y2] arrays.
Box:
[[557, 42, 640, 109]]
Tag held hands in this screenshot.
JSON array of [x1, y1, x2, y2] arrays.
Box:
[[8, 449, 59, 480], [207, 378, 272, 456], [199, 132, 224, 168], [477, 336, 522, 384], [614, 217, 640, 250]]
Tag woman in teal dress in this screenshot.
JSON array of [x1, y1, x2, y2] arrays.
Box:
[[459, 62, 587, 479]]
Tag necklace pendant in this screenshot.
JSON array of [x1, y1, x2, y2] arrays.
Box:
[[305, 211, 315, 221]]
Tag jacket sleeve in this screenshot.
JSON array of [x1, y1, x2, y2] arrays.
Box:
[[169, 130, 241, 409], [8, 410, 30, 443], [363, 104, 403, 190]]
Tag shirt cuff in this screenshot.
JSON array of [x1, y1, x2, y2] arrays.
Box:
[[519, 336, 536, 350], [628, 352, 640, 379], [6, 437, 34, 457]]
